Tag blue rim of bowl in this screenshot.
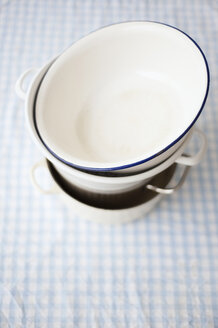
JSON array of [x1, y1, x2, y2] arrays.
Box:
[[33, 20, 210, 172]]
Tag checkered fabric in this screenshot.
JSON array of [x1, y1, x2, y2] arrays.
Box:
[[0, 0, 218, 327]]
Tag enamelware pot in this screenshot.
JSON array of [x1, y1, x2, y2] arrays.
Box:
[[31, 160, 186, 224], [32, 21, 209, 173], [15, 60, 207, 194]]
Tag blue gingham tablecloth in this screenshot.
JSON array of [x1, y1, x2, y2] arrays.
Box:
[[0, 1, 218, 327]]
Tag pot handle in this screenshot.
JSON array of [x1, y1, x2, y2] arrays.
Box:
[[146, 127, 207, 195], [175, 127, 207, 166], [146, 164, 190, 195], [31, 159, 59, 195], [15, 67, 38, 100]]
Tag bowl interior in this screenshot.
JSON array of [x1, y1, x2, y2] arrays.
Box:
[[36, 22, 208, 169]]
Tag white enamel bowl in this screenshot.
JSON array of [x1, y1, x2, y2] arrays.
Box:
[[15, 59, 207, 194], [33, 21, 209, 173]]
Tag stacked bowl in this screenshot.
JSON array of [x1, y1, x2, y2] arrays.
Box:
[[15, 22, 209, 223]]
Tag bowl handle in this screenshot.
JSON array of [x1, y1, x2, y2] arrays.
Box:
[[31, 159, 59, 195], [175, 127, 207, 166], [15, 68, 38, 100]]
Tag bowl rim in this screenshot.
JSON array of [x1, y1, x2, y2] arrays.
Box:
[[34, 20, 210, 172]]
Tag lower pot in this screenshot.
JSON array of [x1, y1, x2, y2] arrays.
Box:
[[31, 159, 190, 224]]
